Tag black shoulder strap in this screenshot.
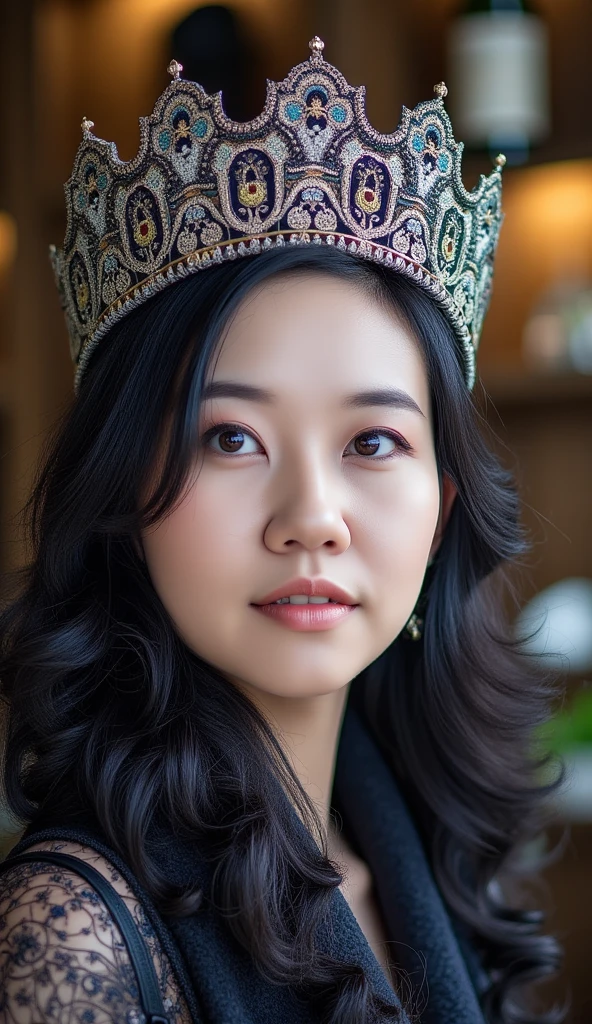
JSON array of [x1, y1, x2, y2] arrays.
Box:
[[1, 850, 169, 1024]]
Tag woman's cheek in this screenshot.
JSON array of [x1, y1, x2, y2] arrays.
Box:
[[357, 461, 440, 552], [142, 479, 253, 609]]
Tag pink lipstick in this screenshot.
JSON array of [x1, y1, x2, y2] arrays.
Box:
[[251, 577, 359, 632]]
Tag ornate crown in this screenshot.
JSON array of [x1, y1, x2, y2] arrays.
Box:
[[51, 37, 505, 391]]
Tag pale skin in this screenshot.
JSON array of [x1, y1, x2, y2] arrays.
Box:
[[141, 272, 457, 981], [0, 274, 457, 1016]]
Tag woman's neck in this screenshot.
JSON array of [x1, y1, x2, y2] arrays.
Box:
[[232, 678, 352, 833]]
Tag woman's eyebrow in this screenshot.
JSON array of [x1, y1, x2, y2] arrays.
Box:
[[202, 381, 425, 417], [202, 381, 275, 403], [343, 387, 425, 417]]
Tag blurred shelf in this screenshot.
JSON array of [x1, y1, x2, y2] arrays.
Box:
[[480, 371, 592, 406], [0, 357, 10, 411]]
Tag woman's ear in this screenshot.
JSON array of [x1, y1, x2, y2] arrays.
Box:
[[428, 473, 457, 563]]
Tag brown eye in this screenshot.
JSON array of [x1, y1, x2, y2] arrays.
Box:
[[203, 424, 261, 456], [346, 429, 411, 460], [354, 432, 382, 456], [218, 429, 245, 453]]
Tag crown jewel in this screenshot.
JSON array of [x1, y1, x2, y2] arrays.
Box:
[[51, 40, 504, 391]]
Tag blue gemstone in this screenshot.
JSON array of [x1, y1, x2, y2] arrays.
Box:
[[330, 105, 346, 123], [96, 173, 108, 191], [438, 153, 450, 171], [412, 134, 424, 153], [193, 118, 208, 138], [158, 130, 171, 151], [286, 102, 303, 122]]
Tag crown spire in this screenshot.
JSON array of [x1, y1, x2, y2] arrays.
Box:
[[167, 59, 183, 81], [433, 82, 448, 101], [80, 117, 94, 135], [309, 36, 325, 61]]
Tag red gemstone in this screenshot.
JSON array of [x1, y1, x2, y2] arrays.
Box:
[[248, 183, 257, 194], [140, 222, 148, 236], [364, 190, 375, 204]]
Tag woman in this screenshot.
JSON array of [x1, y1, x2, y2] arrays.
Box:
[[0, 39, 564, 1024]]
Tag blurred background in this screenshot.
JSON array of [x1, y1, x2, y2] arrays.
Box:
[[1, 0, 591, 1019]]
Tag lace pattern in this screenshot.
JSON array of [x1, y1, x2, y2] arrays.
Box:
[[0, 841, 191, 1024]]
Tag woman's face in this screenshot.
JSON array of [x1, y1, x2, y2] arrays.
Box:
[[142, 273, 451, 701]]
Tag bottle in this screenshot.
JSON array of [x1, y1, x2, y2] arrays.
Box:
[[447, 0, 549, 164]]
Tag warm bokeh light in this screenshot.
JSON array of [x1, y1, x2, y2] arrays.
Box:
[[508, 161, 592, 276], [479, 160, 592, 371], [0, 211, 17, 278]]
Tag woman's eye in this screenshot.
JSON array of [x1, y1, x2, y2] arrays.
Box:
[[202, 424, 411, 460], [204, 424, 261, 456], [346, 430, 411, 460]]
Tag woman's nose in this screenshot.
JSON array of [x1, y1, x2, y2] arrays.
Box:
[[262, 453, 351, 554]]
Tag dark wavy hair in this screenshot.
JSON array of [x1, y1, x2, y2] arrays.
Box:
[[0, 245, 565, 1024]]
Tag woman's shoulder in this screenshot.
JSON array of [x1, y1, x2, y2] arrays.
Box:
[[0, 839, 192, 1023]]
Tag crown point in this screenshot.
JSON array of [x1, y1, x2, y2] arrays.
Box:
[[433, 82, 448, 100], [167, 59, 183, 80], [309, 36, 325, 60], [495, 153, 507, 170], [81, 117, 94, 134]]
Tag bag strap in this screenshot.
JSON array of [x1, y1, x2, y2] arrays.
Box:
[[1, 851, 169, 1024]]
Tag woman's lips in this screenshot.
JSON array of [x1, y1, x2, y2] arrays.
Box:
[[253, 577, 357, 606], [251, 602, 357, 632]]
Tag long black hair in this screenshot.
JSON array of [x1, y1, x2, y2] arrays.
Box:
[[0, 245, 565, 1024]]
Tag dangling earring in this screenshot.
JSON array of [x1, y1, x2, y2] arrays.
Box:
[[404, 553, 434, 640], [405, 613, 423, 641]]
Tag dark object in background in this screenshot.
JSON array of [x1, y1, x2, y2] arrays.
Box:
[[171, 5, 256, 122]]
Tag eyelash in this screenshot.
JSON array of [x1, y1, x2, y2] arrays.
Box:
[[201, 422, 413, 461]]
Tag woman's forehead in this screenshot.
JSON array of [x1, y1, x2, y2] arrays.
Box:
[[210, 273, 429, 409]]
